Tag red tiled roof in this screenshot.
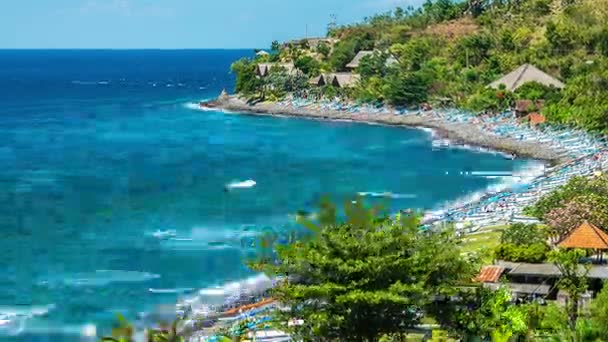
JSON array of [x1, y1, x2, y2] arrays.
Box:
[[474, 266, 505, 283], [528, 112, 546, 125], [558, 220, 608, 250]]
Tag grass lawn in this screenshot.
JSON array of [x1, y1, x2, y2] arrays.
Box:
[[460, 225, 508, 264]]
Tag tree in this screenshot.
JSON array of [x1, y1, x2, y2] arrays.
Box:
[[549, 249, 591, 331], [271, 40, 281, 53], [382, 70, 430, 106], [329, 40, 358, 71], [252, 199, 476, 341], [544, 195, 608, 240], [525, 175, 608, 220], [433, 286, 528, 341], [316, 41, 331, 59], [294, 55, 320, 76], [590, 281, 608, 340], [230, 58, 262, 95], [500, 223, 546, 245]]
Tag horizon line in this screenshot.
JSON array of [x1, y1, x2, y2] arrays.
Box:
[[0, 48, 263, 51]]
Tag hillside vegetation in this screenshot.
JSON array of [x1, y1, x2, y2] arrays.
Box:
[[232, 0, 608, 134]]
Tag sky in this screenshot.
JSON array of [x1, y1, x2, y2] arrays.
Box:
[[0, 0, 424, 49]]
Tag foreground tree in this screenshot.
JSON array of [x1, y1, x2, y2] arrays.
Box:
[[252, 199, 477, 341], [549, 249, 591, 331]]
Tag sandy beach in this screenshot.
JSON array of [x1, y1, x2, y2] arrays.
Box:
[[211, 96, 568, 164]]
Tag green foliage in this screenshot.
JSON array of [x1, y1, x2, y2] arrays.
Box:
[[253, 198, 476, 341], [230, 0, 608, 133], [525, 175, 608, 220], [549, 248, 591, 330], [230, 58, 261, 95], [316, 41, 331, 59], [515, 81, 561, 102], [294, 55, 320, 77], [500, 223, 546, 245], [437, 286, 528, 341], [590, 281, 608, 340], [494, 223, 549, 263], [494, 242, 549, 263], [382, 70, 430, 106], [358, 53, 389, 79]]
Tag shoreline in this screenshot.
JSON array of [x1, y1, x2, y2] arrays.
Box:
[[209, 96, 569, 165]]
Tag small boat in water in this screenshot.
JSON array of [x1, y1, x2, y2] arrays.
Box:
[[152, 229, 177, 240]]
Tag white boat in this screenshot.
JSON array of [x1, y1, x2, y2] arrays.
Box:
[[152, 229, 177, 239]]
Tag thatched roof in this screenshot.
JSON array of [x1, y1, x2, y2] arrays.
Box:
[[309, 74, 330, 86], [256, 63, 272, 77], [284, 38, 338, 50], [489, 64, 565, 91], [256, 63, 297, 77], [328, 73, 360, 88], [256, 50, 270, 56], [385, 55, 399, 67], [346, 51, 373, 69], [558, 221, 608, 250]]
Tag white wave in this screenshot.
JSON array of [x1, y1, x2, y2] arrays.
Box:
[[151, 229, 177, 240], [40, 270, 160, 287], [358, 192, 416, 199], [184, 101, 216, 112], [0, 304, 55, 336], [177, 274, 276, 314], [149, 288, 194, 294], [419, 127, 436, 137], [431, 161, 546, 213], [226, 179, 256, 190]]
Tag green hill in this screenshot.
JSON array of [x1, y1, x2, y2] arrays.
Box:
[[233, 0, 608, 133]]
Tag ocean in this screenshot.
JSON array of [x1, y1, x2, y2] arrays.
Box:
[[0, 50, 536, 340]]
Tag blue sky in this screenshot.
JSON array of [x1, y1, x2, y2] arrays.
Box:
[[1, 0, 424, 49]]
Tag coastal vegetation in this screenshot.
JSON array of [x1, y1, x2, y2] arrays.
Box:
[[231, 0, 608, 133], [102, 176, 608, 340], [244, 198, 608, 341]]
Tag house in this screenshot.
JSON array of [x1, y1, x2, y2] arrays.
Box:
[[346, 51, 374, 69], [488, 64, 565, 92], [308, 74, 330, 86], [256, 63, 297, 77], [328, 73, 360, 88], [476, 221, 608, 303], [558, 220, 608, 255], [514, 99, 544, 117], [346, 50, 399, 69], [283, 37, 338, 50], [526, 112, 546, 126]]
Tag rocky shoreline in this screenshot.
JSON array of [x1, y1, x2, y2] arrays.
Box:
[[208, 96, 568, 165]]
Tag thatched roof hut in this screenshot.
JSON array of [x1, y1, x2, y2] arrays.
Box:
[[488, 64, 565, 91], [256, 50, 270, 56], [328, 73, 360, 88], [309, 74, 330, 86], [346, 51, 374, 69], [256, 63, 297, 77]]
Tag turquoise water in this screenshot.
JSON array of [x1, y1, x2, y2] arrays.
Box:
[[0, 50, 531, 339]]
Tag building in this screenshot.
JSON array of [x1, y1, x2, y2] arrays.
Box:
[[346, 51, 374, 69], [328, 73, 360, 88], [256, 50, 270, 57], [346, 50, 399, 70], [283, 37, 338, 50], [475, 221, 608, 303], [488, 64, 565, 91], [256, 63, 297, 77], [308, 74, 330, 86]]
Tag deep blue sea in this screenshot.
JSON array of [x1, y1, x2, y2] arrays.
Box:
[[0, 50, 533, 340]]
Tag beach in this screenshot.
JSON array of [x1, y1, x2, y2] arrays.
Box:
[[211, 95, 569, 164]]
